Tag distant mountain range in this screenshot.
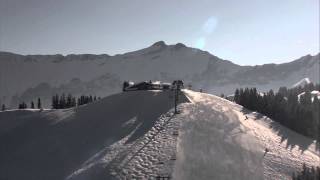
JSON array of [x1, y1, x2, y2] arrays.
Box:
[[0, 41, 319, 107]]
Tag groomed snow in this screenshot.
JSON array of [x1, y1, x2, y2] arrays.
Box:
[[173, 90, 319, 180]]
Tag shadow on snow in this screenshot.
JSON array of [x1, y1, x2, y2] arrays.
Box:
[[240, 107, 318, 154], [0, 90, 188, 180]]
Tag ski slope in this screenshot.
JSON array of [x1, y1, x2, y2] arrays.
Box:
[[0, 90, 188, 180], [0, 90, 319, 180], [174, 90, 319, 180]]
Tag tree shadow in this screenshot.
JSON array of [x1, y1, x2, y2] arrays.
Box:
[[268, 120, 319, 153], [0, 90, 189, 180], [240, 107, 264, 120], [240, 107, 318, 154]]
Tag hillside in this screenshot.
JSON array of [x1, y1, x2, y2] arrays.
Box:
[[0, 41, 319, 107], [177, 90, 319, 180], [0, 90, 188, 180], [0, 90, 318, 179]]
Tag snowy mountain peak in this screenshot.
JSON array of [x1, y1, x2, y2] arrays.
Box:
[[292, 77, 312, 88], [0, 45, 319, 108], [174, 43, 187, 50], [151, 41, 167, 47]]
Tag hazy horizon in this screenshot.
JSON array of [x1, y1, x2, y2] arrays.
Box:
[[0, 40, 319, 66], [0, 0, 319, 65]]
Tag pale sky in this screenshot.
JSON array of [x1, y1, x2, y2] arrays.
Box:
[[0, 0, 319, 65]]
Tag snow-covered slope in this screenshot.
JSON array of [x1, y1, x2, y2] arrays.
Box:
[[1, 90, 318, 180], [175, 90, 319, 180], [298, 90, 320, 102], [0, 90, 189, 180], [0, 42, 319, 107], [292, 78, 312, 88], [0, 42, 224, 107]]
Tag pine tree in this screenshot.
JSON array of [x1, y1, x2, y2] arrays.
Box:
[[52, 94, 58, 109], [77, 98, 81, 106], [123, 81, 129, 92], [233, 84, 320, 139], [312, 96, 320, 140], [59, 94, 65, 108], [37, 98, 41, 109], [239, 88, 244, 105], [300, 91, 312, 106], [55, 94, 59, 108], [71, 97, 76, 107], [19, 102, 27, 109], [278, 86, 288, 97], [234, 89, 240, 103], [67, 94, 72, 108], [31, 101, 35, 109]]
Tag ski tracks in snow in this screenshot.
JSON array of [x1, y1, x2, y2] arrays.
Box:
[[173, 90, 264, 180], [179, 90, 319, 180], [67, 108, 183, 180], [233, 105, 320, 180], [109, 111, 182, 179], [67, 90, 319, 180]]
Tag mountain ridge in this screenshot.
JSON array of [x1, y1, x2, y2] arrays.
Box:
[[0, 42, 318, 66], [0, 41, 319, 107]]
